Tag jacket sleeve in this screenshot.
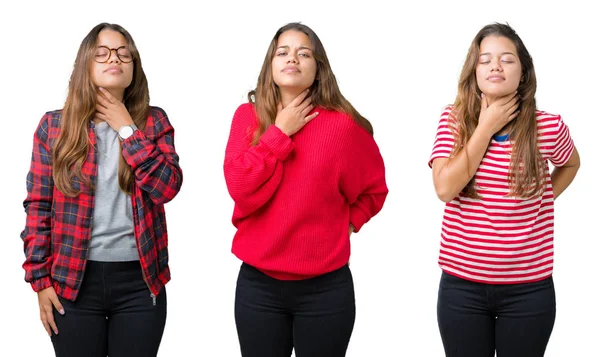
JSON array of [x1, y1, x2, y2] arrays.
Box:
[[224, 104, 294, 219], [21, 113, 54, 292], [339, 125, 388, 233], [121, 107, 183, 204]]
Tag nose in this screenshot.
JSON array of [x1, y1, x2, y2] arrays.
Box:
[[107, 49, 121, 64], [491, 58, 502, 72], [286, 53, 298, 64]]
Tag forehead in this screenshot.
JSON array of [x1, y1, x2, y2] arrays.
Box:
[[479, 35, 517, 54], [97, 29, 127, 47], [276, 30, 311, 48]]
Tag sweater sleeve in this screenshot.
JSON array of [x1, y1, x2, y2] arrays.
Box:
[[339, 123, 388, 233], [224, 104, 294, 220], [21, 113, 54, 292], [121, 107, 183, 204]]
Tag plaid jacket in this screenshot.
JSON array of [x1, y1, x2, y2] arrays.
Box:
[[21, 106, 182, 301]]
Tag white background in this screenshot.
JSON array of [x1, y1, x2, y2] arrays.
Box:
[[1, 0, 598, 355]]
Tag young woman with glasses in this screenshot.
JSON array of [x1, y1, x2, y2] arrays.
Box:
[[20, 23, 182, 357]]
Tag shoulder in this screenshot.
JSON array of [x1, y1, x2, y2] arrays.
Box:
[[232, 103, 257, 122], [535, 109, 561, 123], [147, 106, 171, 125], [149, 106, 168, 120], [145, 106, 176, 136], [535, 109, 564, 133], [439, 105, 455, 122], [35, 110, 63, 142], [230, 103, 258, 129], [317, 108, 361, 131], [234, 102, 255, 115]]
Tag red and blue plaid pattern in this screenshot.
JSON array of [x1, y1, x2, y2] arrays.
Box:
[[21, 106, 182, 301]]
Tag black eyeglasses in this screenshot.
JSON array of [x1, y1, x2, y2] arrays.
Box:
[[93, 46, 134, 63]]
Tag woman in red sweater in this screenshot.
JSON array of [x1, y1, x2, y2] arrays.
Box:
[[430, 23, 579, 357], [224, 22, 388, 357]]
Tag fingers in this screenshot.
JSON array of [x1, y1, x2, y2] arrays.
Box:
[[41, 303, 58, 335], [507, 100, 519, 116], [480, 93, 488, 111], [94, 111, 108, 122], [304, 111, 319, 123], [96, 104, 108, 115], [498, 91, 519, 107], [301, 104, 314, 117], [277, 102, 283, 113], [96, 95, 111, 111], [290, 89, 310, 107], [298, 98, 313, 113], [508, 110, 520, 122], [51, 294, 65, 316], [98, 87, 115, 103], [40, 310, 52, 336]]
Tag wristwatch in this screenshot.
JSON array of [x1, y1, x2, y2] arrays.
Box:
[[118, 124, 138, 141]]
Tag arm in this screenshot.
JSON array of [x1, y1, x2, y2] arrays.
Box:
[[551, 146, 579, 199], [339, 125, 388, 233], [121, 107, 183, 204], [224, 104, 294, 218], [21, 113, 54, 292], [549, 115, 578, 199], [431, 127, 492, 202], [430, 94, 519, 202]]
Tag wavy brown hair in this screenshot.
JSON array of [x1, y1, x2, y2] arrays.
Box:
[[53, 23, 149, 196], [248, 22, 373, 145], [451, 23, 543, 198]]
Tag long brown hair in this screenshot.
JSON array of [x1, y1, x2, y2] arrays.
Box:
[[53, 23, 149, 196], [451, 23, 543, 198], [248, 22, 373, 145]]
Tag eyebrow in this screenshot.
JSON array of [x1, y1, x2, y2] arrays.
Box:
[[479, 52, 516, 57], [276, 45, 313, 51]]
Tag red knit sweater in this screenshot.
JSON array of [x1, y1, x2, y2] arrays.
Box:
[[224, 103, 388, 279]]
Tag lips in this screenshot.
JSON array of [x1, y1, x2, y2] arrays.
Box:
[[104, 66, 123, 74], [282, 66, 300, 73], [487, 75, 505, 81]]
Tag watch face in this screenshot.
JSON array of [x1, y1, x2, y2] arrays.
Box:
[[119, 126, 134, 139]]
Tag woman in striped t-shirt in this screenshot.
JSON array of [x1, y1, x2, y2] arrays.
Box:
[[429, 23, 580, 357]]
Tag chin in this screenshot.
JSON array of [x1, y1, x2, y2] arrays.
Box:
[[481, 88, 515, 98], [276, 81, 312, 90], [97, 83, 130, 91]]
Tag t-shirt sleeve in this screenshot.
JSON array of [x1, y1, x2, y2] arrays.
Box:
[[428, 106, 456, 168], [548, 115, 575, 167]]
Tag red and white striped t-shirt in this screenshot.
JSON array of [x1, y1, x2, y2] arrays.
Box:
[[429, 106, 575, 284]]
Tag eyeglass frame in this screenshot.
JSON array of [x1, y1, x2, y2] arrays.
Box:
[[92, 46, 134, 64]]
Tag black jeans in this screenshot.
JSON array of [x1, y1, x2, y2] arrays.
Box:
[[235, 263, 356, 357], [437, 271, 556, 357], [51, 261, 167, 357]]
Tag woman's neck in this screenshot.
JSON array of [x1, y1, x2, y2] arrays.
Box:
[[280, 88, 306, 108]]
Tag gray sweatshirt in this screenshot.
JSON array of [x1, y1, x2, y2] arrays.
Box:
[[88, 121, 138, 262]]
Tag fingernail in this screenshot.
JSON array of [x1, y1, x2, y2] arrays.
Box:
[[315, 112, 319, 115], [99, 87, 105, 91], [54, 330, 58, 335], [59, 309, 65, 315]]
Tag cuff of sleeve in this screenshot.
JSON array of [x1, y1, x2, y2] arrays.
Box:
[[121, 129, 151, 168], [121, 128, 147, 147], [31, 276, 53, 292], [260, 125, 294, 161], [349, 206, 369, 233]]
